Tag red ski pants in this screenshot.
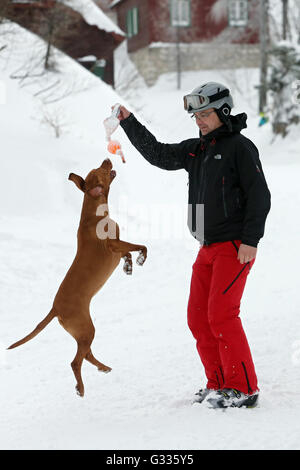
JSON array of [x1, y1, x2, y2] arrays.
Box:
[[187, 240, 258, 394]]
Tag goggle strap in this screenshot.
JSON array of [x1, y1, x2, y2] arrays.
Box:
[[207, 89, 230, 103]]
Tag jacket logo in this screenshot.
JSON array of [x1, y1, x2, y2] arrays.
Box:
[[214, 154, 222, 160]]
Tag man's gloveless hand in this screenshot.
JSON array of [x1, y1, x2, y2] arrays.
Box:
[[237, 244, 257, 264], [111, 104, 131, 121]]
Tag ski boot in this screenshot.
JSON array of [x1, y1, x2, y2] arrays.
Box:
[[207, 388, 259, 409], [192, 388, 217, 404]]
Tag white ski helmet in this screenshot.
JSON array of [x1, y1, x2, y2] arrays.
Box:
[[183, 82, 234, 119]]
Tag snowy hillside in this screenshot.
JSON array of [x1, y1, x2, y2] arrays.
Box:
[[1, 22, 300, 450]]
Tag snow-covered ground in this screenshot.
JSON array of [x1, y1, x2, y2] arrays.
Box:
[[1, 22, 300, 450]]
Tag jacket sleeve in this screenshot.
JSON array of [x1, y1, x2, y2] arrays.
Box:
[[120, 113, 188, 171], [236, 138, 271, 248]]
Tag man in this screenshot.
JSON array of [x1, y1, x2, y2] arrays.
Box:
[[116, 82, 271, 408]]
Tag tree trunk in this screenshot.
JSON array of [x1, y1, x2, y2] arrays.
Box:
[[259, 0, 269, 113], [282, 0, 288, 40], [45, 24, 54, 70]]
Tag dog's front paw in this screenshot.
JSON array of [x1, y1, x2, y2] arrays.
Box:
[[136, 249, 146, 266], [123, 260, 132, 275]]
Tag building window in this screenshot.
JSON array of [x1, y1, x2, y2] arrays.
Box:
[[126, 7, 139, 38], [228, 0, 248, 27], [170, 0, 191, 27]]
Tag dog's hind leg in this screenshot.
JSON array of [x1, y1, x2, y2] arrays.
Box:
[[71, 340, 91, 397], [85, 349, 112, 373], [70, 324, 95, 397]]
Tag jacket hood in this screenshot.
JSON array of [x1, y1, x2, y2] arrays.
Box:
[[200, 112, 248, 141], [229, 112, 248, 133]]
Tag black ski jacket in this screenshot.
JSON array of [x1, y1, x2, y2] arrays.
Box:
[[120, 113, 271, 247]]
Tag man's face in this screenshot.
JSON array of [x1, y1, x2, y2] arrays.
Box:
[[193, 108, 223, 135]]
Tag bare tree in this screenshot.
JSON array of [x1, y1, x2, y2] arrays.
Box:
[[39, 2, 73, 71], [0, 0, 10, 25], [6, 2, 74, 71], [40, 105, 69, 138]]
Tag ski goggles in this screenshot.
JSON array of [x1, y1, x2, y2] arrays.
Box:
[[183, 89, 230, 112]]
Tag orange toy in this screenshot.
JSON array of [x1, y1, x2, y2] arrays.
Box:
[[107, 140, 126, 163], [107, 140, 121, 154]]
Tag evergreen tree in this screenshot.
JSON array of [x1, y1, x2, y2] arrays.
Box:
[[267, 42, 300, 136]]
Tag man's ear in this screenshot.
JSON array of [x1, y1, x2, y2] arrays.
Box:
[[68, 173, 86, 192]]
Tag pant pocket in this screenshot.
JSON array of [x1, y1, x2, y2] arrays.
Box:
[[222, 262, 250, 295]]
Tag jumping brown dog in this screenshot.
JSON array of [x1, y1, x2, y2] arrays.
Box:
[[8, 158, 147, 396]]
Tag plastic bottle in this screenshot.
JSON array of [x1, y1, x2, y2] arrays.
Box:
[[103, 104, 121, 141], [104, 104, 126, 163]]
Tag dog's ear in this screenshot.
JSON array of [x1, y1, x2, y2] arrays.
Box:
[[68, 173, 86, 192]]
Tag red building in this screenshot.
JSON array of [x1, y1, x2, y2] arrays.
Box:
[[7, 0, 125, 86], [110, 0, 260, 85]]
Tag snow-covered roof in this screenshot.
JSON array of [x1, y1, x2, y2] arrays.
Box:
[[77, 54, 97, 61], [110, 0, 124, 8], [58, 0, 125, 36]]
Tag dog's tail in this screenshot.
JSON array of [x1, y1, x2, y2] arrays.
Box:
[[7, 308, 56, 350]]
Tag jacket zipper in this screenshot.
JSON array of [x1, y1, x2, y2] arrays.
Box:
[[198, 161, 205, 203], [198, 154, 210, 202], [222, 176, 228, 218], [192, 155, 208, 233]]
